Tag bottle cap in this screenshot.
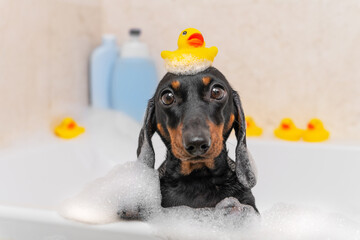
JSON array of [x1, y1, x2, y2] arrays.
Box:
[[122, 28, 149, 58], [130, 28, 141, 36]]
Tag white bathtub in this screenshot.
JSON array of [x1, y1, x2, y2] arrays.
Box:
[[0, 132, 359, 239]]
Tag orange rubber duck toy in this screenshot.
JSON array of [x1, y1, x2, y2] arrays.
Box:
[[245, 116, 263, 137], [55, 117, 85, 139], [303, 118, 330, 142], [274, 118, 303, 141]]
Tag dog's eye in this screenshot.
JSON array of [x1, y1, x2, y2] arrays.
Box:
[[210, 86, 226, 100], [161, 91, 175, 105]]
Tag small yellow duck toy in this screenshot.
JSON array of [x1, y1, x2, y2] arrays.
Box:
[[54, 117, 85, 139], [161, 28, 218, 75], [303, 118, 330, 142], [274, 118, 303, 141], [245, 116, 263, 137]]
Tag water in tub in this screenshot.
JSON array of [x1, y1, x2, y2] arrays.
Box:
[[1, 108, 359, 239]]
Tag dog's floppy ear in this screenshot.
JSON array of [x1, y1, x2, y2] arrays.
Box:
[[137, 97, 156, 168], [232, 90, 257, 189]]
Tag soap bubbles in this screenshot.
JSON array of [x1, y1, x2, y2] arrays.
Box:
[[59, 161, 161, 224], [58, 159, 360, 239], [164, 55, 212, 75]]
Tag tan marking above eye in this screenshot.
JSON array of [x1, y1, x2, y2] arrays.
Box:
[[202, 77, 211, 86], [171, 80, 180, 90]]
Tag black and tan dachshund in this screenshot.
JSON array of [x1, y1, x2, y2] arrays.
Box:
[[129, 67, 258, 218]]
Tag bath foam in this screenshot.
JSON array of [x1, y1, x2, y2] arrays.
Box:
[[149, 203, 360, 240], [58, 160, 258, 227], [150, 205, 259, 240], [59, 164, 360, 240], [257, 204, 360, 240], [59, 161, 161, 224], [164, 54, 212, 75], [57, 160, 360, 239]]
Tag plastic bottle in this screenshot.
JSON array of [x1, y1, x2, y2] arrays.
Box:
[[110, 29, 157, 122], [90, 34, 119, 108]]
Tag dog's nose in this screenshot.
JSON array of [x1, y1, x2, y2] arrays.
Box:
[[183, 135, 211, 156]]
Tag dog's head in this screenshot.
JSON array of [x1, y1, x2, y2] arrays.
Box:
[[137, 67, 257, 189]]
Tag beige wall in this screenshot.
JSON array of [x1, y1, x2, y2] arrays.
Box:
[[0, 0, 101, 146], [1, 0, 359, 145], [102, 0, 360, 141]]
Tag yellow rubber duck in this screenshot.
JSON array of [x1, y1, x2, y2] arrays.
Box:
[[54, 117, 85, 139], [161, 28, 218, 75], [303, 118, 330, 142], [274, 118, 303, 141], [245, 116, 263, 137]]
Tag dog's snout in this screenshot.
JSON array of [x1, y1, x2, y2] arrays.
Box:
[[182, 116, 211, 157], [183, 132, 211, 156]]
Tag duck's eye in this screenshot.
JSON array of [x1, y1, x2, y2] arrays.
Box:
[[161, 91, 175, 105], [210, 85, 226, 100], [182, 31, 187, 35]]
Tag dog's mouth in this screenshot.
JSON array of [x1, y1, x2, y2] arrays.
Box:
[[173, 149, 211, 162], [186, 156, 207, 161]]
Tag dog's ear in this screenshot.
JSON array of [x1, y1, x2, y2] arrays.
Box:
[[137, 97, 156, 168], [232, 90, 257, 189]]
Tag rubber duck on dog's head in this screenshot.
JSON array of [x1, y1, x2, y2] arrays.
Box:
[[177, 28, 205, 48], [161, 28, 218, 75]]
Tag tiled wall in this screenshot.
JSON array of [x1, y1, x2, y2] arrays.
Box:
[[102, 0, 360, 141], [1, 0, 359, 145], [0, 0, 101, 146]]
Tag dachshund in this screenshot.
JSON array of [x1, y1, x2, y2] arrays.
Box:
[[122, 67, 258, 219]]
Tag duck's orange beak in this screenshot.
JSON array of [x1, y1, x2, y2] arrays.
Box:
[[281, 123, 290, 129], [307, 123, 315, 130], [187, 33, 204, 47], [67, 121, 76, 129]]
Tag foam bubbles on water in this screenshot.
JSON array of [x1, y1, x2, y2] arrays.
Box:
[[59, 161, 161, 224], [148, 203, 360, 240], [59, 160, 360, 239], [258, 203, 360, 240], [150, 204, 259, 240]]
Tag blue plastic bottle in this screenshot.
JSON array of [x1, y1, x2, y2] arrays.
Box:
[[110, 29, 157, 122], [90, 35, 119, 108]]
